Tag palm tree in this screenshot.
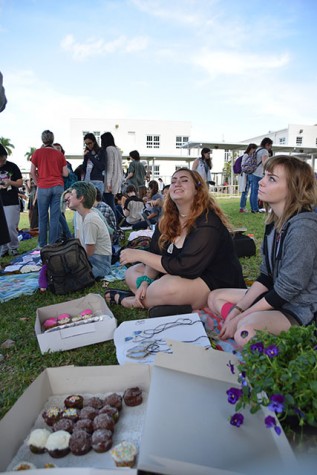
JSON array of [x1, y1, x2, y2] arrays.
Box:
[[0, 137, 15, 155], [24, 146, 36, 161]]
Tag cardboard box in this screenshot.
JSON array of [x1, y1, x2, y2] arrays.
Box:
[[138, 341, 296, 475], [35, 293, 117, 353], [0, 365, 149, 473], [0, 342, 296, 474]]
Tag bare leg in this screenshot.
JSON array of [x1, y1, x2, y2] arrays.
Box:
[[207, 288, 247, 315], [122, 270, 210, 310], [234, 310, 292, 346]]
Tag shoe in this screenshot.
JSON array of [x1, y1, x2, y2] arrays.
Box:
[[148, 304, 193, 318], [104, 289, 134, 305], [259, 208, 266, 213], [239, 209, 248, 213], [0, 250, 9, 257], [9, 249, 19, 256], [251, 210, 259, 214]]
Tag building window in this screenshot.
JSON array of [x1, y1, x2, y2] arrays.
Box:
[[176, 136, 189, 148], [146, 135, 160, 149], [175, 165, 187, 171], [153, 165, 160, 177], [279, 137, 286, 144], [93, 131, 101, 145], [296, 136, 303, 145], [224, 149, 230, 162]]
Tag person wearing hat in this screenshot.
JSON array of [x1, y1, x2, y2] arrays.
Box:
[[192, 147, 214, 186], [30, 130, 69, 247], [0, 143, 23, 257]]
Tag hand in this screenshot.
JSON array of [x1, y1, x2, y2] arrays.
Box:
[[134, 282, 148, 307], [2, 178, 10, 186], [120, 249, 141, 266], [219, 315, 239, 340]]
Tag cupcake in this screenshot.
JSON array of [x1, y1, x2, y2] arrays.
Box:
[[93, 413, 115, 433], [80, 308, 93, 319], [42, 407, 62, 426], [110, 441, 137, 467], [64, 394, 84, 409], [74, 418, 94, 434], [57, 313, 71, 325], [42, 318, 58, 331], [79, 406, 98, 421], [123, 387, 143, 407], [69, 429, 91, 456], [43, 463, 57, 469], [27, 428, 51, 454], [92, 429, 112, 453], [104, 393, 123, 411], [71, 314, 83, 323], [62, 408, 80, 422], [45, 430, 70, 458], [99, 404, 119, 423], [86, 396, 104, 410], [53, 418, 74, 434], [13, 461, 37, 471]]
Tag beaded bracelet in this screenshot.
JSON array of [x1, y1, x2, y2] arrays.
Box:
[[136, 275, 154, 289]]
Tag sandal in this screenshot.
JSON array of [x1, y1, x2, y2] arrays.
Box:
[[105, 289, 134, 305]]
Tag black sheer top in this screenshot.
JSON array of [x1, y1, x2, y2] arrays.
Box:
[[150, 210, 246, 290]]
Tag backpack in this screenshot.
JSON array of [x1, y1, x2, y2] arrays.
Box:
[[241, 148, 263, 174], [40, 238, 95, 295], [233, 155, 243, 174]]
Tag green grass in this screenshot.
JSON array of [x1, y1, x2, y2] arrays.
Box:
[[0, 200, 266, 420]]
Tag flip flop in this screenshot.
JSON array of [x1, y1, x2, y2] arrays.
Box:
[[148, 304, 192, 318], [105, 289, 134, 305]]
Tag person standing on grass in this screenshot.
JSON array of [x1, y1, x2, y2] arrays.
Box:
[[31, 130, 69, 247], [208, 155, 317, 347], [239, 143, 257, 213], [192, 147, 214, 186], [249, 137, 273, 213], [124, 150, 146, 197], [101, 132, 123, 215], [0, 144, 23, 257]]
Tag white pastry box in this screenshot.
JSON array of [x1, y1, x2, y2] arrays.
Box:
[[35, 293, 116, 354]]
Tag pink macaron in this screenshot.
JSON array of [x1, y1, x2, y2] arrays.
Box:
[[43, 317, 58, 331], [57, 313, 71, 325], [80, 308, 93, 319]]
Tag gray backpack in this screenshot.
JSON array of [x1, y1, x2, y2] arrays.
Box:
[[241, 147, 264, 174]]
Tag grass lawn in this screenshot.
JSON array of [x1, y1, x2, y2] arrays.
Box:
[[0, 199, 266, 420]]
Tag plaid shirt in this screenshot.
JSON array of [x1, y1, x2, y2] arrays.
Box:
[[95, 201, 118, 241]]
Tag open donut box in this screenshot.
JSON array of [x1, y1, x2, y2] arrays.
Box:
[[0, 341, 295, 474]]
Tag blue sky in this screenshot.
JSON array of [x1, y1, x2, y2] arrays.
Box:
[[1, 0, 316, 168]]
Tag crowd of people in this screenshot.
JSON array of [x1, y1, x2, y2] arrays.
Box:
[[1, 121, 317, 348]]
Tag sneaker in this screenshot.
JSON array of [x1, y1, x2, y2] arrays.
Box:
[[259, 208, 266, 213], [9, 249, 19, 256], [239, 209, 248, 213], [251, 210, 259, 214]]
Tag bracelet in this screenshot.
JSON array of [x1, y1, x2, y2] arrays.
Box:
[[232, 305, 244, 313], [136, 276, 154, 289]]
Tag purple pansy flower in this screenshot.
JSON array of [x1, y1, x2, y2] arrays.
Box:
[[265, 415, 281, 436], [264, 344, 279, 358], [226, 360, 235, 375], [250, 341, 264, 353], [268, 394, 285, 413], [226, 387, 243, 404], [238, 371, 248, 387], [230, 413, 244, 427]]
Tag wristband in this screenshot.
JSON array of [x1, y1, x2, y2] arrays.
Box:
[[136, 275, 154, 289]]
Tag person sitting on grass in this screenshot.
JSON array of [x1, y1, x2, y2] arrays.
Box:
[[105, 168, 245, 311], [207, 155, 317, 347], [122, 184, 145, 226], [67, 182, 112, 280]]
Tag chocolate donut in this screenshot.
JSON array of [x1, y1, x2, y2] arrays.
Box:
[[69, 429, 92, 456], [64, 394, 84, 410], [74, 418, 94, 434], [53, 418, 74, 434], [92, 429, 112, 453], [98, 404, 119, 422], [79, 406, 98, 421], [93, 413, 115, 433], [123, 387, 143, 407], [85, 396, 104, 410], [104, 393, 123, 411]]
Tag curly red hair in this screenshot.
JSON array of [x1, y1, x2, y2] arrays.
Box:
[[158, 168, 231, 250]]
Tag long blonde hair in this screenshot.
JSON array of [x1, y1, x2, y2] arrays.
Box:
[[264, 155, 317, 232], [158, 168, 231, 249]]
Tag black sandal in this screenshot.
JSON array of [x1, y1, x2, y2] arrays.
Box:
[[105, 289, 134, 305]]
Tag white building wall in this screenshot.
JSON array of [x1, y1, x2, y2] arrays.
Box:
[[243, 123, 317, 149]]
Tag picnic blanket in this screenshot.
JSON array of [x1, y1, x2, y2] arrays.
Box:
[[1, 249, 42, 274], [0, 272, 39, 302], [102, 262, 128, 282], [198, 307, 242, 359]]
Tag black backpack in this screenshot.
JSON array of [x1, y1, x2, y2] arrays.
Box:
[[40, 238, 95, 295]]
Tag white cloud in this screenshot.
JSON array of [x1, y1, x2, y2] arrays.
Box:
[[60, 33, 149, 61], [193, 50, 290, 77]]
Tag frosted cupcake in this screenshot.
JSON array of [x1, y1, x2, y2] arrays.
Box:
[[27, 428, 51, 454], [13, 461, 37, 470], [80, 308, 93, 319], [57, 313, 71, 325], [110, 441, 137, 467], [43, 318, 58, 331], [45, 430, 70, 458]]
